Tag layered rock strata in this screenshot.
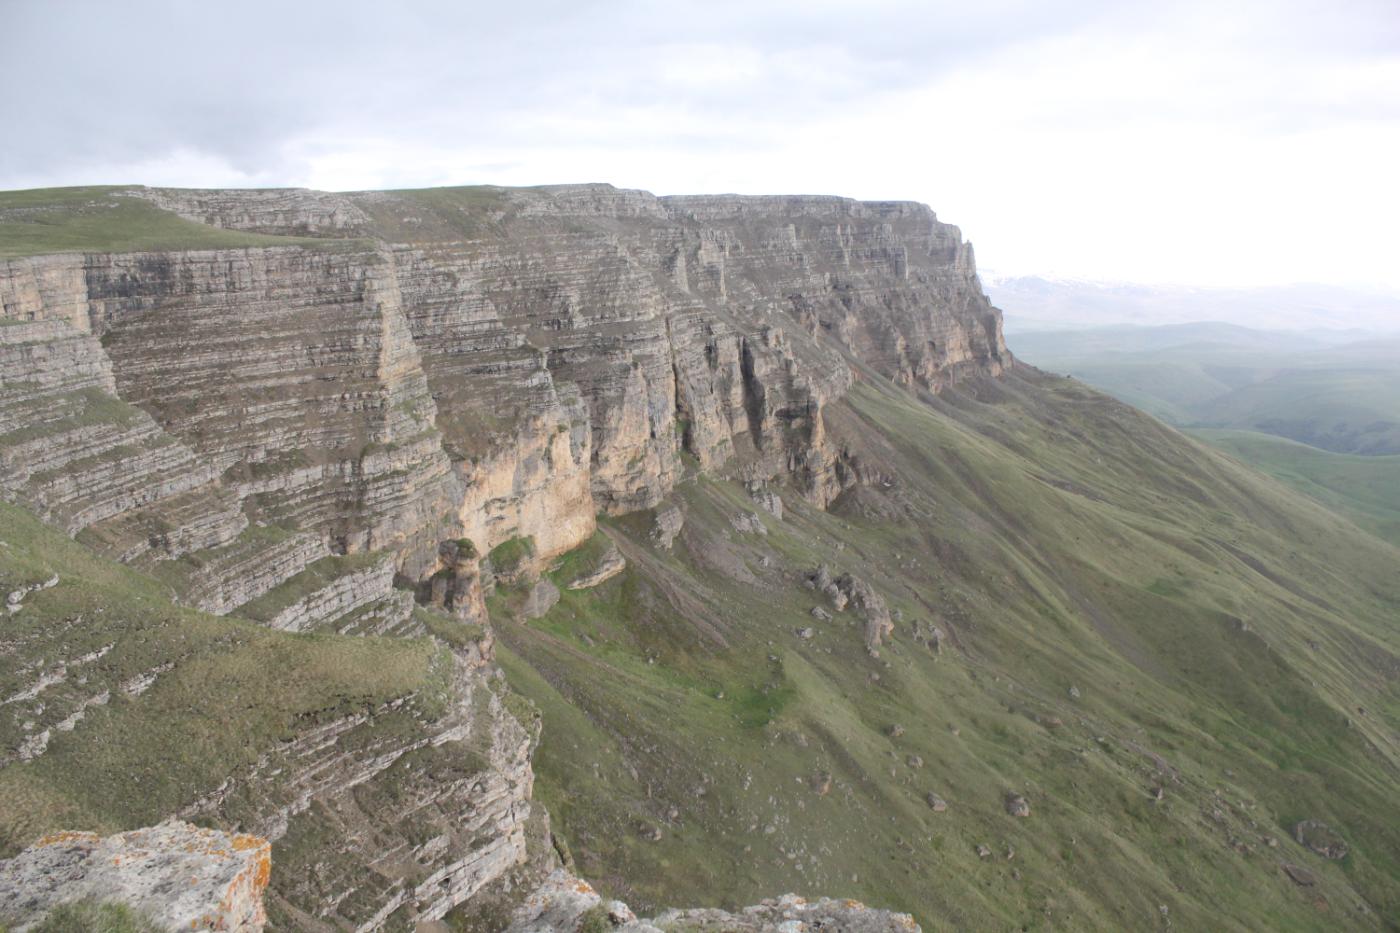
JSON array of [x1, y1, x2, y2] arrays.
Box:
[[189, 640, 536, 929], [0, 184, 1007, 926], [1, 186, 1007, 637]]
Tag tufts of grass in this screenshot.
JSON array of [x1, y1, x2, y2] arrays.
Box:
[[488, 535, 536, 578], [25, 901, 160, 933]]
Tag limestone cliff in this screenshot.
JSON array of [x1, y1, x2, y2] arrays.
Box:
[[0, 183, 1007, 928], [1, 184, 1007, 635]]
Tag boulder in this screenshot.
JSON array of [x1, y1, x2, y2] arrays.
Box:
[[566, 544, 627, 589], [522, 579, 561, 619], [731, 512, 768, 535], [1005, 794, 1031, 817], [651, 505, 685, 549], [0, 821, 269, 931], [508, 872, 922, 932], [752, 489, 784, 519], [1293, 820, 1348, 860]]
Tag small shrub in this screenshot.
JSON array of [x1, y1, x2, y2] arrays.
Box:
[[576, 904, 612, 933], [33, 901, 161, 933]]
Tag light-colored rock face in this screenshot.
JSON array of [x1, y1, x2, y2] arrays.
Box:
[[0, 821, 270, 932], [138, 187, 371, 236], [0, 184, 1006, 617]]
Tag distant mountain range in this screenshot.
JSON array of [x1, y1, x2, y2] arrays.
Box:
[[984, 273, 1400, 334]]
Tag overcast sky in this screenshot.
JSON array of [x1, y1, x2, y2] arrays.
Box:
[[4, 0, 1398, 290]]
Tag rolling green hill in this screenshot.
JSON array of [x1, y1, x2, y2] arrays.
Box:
[[1010, 324, 1400, 455]]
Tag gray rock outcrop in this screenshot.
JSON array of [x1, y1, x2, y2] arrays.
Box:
[[651, 505, 686, 549], [508, 871, 921, 932], [2, 185, 1007, 635], [0, 821, 270, 931]]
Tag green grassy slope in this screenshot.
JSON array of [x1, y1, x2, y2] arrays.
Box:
[[0, 501, 446, 851], [498, 368, 1400, 932], [1193, 429, 1400, 548], [0, 187, 352, 257]]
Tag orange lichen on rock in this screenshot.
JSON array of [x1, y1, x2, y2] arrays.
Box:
[[35, 830, 99, 847], [0, 821, 271, 931]]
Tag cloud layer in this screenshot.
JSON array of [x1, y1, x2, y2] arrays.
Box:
[[4, 0, 1398, 289]]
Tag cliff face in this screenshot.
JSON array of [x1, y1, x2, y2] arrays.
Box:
[[0, 185, 1004, 926], [1, 185, 1007, 627]]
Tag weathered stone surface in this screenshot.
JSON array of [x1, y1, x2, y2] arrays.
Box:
[[508, 872, 920, 932], [566, 543, 626, 589], [651, 505, 685, 549], [2, 184, 1007, 630], [136, 187, 370, 236], [202, 651, 538, 929], [1293, 820, 1348, 860], [523, 579, 561, 619], [253, 554, 402, 633], [751, 488, 784, 519], [175, 528, 329, 615], [0, 821, 269, 932], [421, 538, 489, 623]]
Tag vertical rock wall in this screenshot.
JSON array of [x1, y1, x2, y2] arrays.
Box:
[[0, 183, 1009, 624]]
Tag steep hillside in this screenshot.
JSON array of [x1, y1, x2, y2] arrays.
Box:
[[1, 185, 1397, 931], [498, 368, 1400, 931], [1193, 429, 1400, 548]]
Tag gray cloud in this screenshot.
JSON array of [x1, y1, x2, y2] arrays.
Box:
[[2, 0, 1123, 181], [3, 0, 1397, 289]]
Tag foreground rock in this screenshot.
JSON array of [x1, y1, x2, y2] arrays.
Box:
[[0, 821, 269, 931], [508, 871, 920, 932]]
